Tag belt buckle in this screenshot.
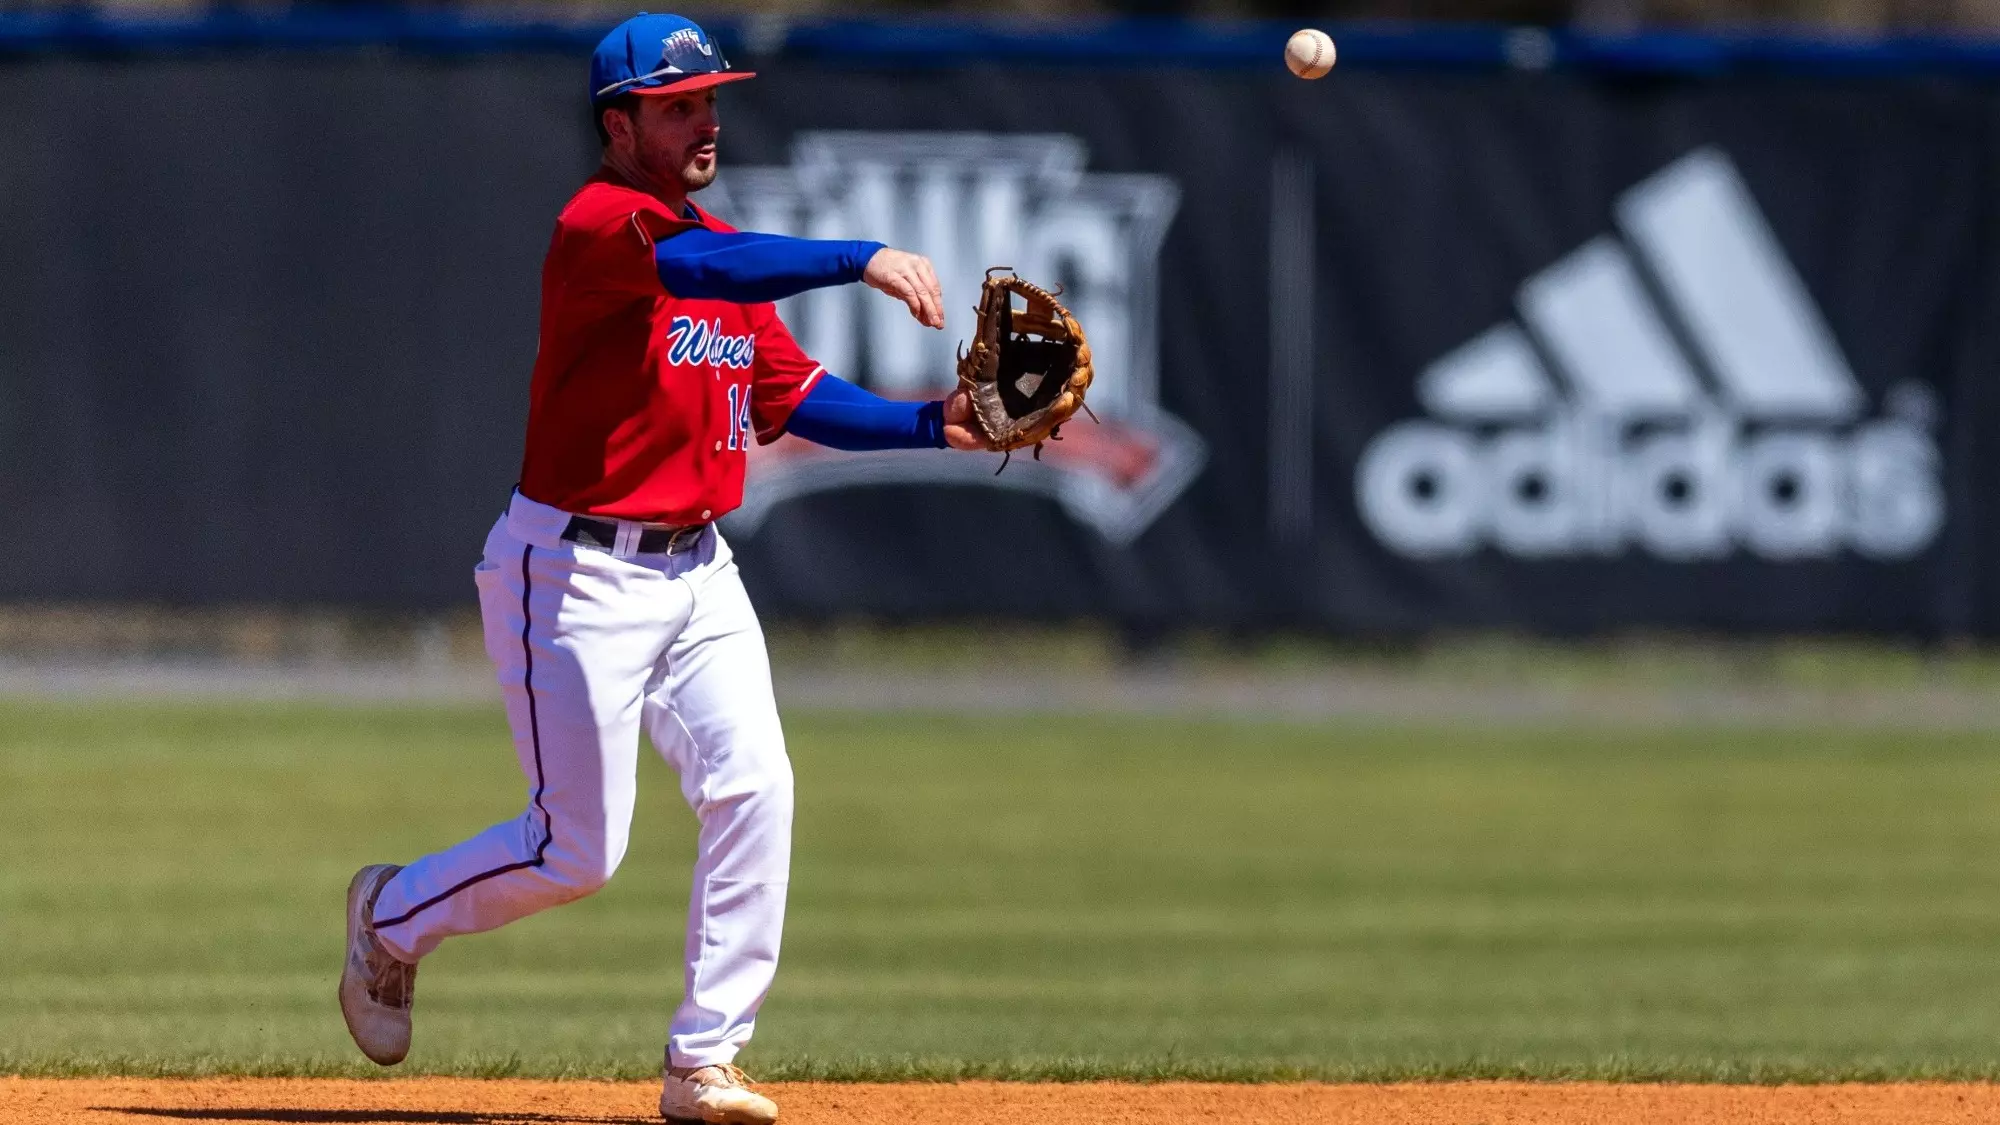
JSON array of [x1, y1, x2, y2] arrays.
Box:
[[667, 525, 703, 554]]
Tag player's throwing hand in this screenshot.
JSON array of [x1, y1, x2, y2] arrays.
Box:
[[863, 248, 946, 330]]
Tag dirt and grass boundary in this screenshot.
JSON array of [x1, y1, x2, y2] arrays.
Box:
[[10, 1078, 2000, 1125]]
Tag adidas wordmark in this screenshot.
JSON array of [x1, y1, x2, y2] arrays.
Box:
[[1356, 148, 1943, 563]]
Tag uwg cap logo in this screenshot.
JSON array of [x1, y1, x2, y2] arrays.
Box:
[[1358, 148, 1943, 563], [703, 133, 1201, 545], [659, 28, 714, 69]]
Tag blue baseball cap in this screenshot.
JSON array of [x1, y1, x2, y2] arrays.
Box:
[[590, 13, 754, 105]]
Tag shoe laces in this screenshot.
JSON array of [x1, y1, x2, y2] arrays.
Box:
[[715, 1063, 756, 1088], [366, 944, 416, 1010], [673, 1063, 756, 1089], [362, 933, 416, 1010], [358, 874, 416, 1010]]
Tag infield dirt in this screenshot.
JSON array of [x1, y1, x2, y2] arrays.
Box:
[[7, 1078, 2000, 1124]]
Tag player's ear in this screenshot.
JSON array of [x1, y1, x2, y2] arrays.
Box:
[[596, 96, 637, 149]]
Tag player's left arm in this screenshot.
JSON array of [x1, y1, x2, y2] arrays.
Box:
[[656, 231, 946, 329], [746, 310, 982, 451]]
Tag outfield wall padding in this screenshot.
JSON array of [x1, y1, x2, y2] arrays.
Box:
[[2, 50, 1996, 635]]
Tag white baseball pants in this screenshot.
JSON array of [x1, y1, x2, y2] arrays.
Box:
[[368, 490, 793, 1069]]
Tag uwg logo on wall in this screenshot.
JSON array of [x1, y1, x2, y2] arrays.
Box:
[[704, 133, 1203, 544], [1357, 149, 1943, 563]]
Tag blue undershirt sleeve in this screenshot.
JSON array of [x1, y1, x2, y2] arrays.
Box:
[[654, 229, 884, 303], [784, 374, 947, 451]]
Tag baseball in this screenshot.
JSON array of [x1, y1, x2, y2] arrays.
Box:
[[1286, 29, 1336, 79]]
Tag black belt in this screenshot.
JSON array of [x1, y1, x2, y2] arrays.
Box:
[[561, 516, 708, 555]]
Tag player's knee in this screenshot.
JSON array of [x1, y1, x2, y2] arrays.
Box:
[[745, 737, 794, 810], [751, 754, 794, 821], [545, 850, 620, 898], [699, 737, 793, 823], [539, 820, 629, 897]]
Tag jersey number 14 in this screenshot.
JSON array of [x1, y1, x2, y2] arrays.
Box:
[[723, 384, 754, 451]]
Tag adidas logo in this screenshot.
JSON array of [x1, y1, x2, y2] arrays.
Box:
[[1356, 147, 1944, 563]]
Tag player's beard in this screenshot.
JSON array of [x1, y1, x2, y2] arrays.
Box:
[[679, 146, 718, 192], [680, 159, 718, 192], [619, 133, 715, 199]]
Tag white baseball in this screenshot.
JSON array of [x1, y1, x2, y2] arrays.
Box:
[[1286, 29, 1336, 80]]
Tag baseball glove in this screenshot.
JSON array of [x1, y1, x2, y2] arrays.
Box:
[[955, 268, 1095, 463]]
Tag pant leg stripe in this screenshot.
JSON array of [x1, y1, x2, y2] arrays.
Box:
[[376, 543, 552, 930], [518, 541, 555, 863]]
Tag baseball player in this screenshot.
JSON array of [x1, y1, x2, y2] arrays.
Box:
[[338, 15, 988, 1123]]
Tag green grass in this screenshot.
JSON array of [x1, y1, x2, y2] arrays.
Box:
[[5, 701, 2000, 1082]]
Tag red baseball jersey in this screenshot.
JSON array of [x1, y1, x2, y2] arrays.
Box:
[[517, 171, 825, 524]]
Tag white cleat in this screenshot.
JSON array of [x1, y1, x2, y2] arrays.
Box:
[[660, 1063, 779, 1125], [338, 863, 418, 1066]]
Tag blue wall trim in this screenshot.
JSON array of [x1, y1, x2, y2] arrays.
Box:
[[6, 8, 2000, 76]]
